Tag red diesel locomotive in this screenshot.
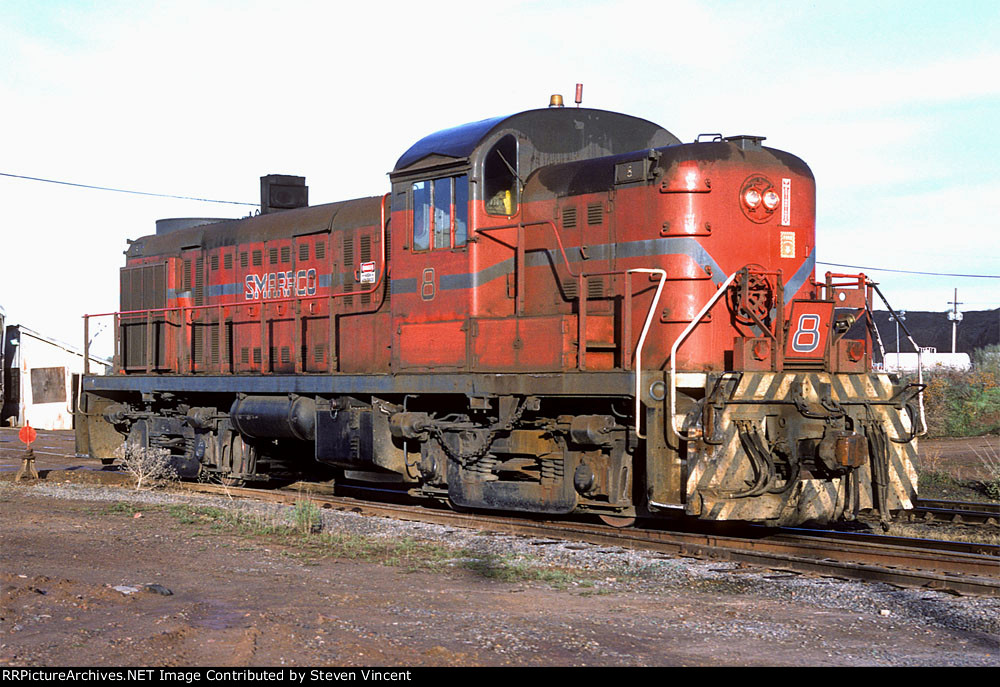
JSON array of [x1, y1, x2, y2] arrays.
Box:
[[76, 100, 921, 526]]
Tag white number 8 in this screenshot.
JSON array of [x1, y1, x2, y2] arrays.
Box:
[[792, 314, 822, 353]]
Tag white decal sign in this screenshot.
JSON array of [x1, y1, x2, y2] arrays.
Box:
[[780, 231, 796, 259], [781, 178, 791, 226]]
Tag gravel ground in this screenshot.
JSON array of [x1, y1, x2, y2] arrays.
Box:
[[2, 481, 998, 667]]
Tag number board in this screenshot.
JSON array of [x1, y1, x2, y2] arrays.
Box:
[[784, 301, 834, 360]]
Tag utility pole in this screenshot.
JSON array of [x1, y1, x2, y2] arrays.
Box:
[[889, 310, 906, 370], [947, 288, 963, 354]]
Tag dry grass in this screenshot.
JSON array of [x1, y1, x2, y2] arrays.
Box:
[[114, 444, 178, 491], [974, 441, 1000, 499]]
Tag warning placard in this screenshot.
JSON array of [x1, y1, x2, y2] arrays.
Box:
[[359, 261, 377, 284]]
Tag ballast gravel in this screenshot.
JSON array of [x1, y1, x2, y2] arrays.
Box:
[[3, 482, 998, 667]]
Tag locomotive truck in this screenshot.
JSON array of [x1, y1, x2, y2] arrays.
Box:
[[75, 98, 921, 526]]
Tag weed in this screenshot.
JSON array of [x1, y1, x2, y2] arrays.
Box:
[[460, 552, 580, 588], [115, 444, 178, 491], [161, 499, 598, 585], [974, 441, 1000, 500], [291, 500, 323, 535], [105, 502, 140, 515]]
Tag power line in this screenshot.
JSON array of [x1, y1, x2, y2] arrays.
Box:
[[817, 261, 1000, 279], [3, 169, 1000, 276], [0, 171, 258, 207]]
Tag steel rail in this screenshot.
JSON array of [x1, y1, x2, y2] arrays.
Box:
[[913, 498, 999, 514]]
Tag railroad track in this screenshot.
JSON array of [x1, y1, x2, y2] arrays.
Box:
[[5, 428, 997, 596], [179, 480, 1000, 598], [904, 499, 1000, 526]]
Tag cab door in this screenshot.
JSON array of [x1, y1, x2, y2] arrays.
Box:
[[391, 173, 470, 371]]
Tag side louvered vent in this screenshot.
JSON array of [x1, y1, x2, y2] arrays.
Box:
[[194, 259, 204, 305], [269, 248, 278, 265], [224, 253, 233, 270], [562, 207, 577, 228], [281, 246, 291, 263], [344, 282, 354, 307], [588, 276, 605, 300], [587, 203, 603, 225], [343, 235, 354, 266], [316, 241, 326, 260], [384, 226, 391, 303], [561, 278, 578, 300], [299, 244, 309, 261], [241, 252, 249, 268]]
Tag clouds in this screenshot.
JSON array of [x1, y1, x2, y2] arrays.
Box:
[[0, 1, 997, 353]]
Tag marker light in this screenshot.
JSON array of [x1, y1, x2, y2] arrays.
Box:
[[763, 189, 780, 210], [744, 188, 762, 208]]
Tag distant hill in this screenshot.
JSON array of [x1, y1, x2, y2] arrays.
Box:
[[870, 309, 999, 359]]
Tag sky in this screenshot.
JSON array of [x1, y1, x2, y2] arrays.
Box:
[[1, 0, 998, 358]]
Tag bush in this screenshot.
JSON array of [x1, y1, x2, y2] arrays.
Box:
[[115, 443, 179, 491], [911, 345, 1000, 438]]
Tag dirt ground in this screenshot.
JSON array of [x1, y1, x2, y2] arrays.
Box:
[[0, 429, 997, 667]]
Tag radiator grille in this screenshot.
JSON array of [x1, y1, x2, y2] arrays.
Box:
[[119, 263, 167, 369]]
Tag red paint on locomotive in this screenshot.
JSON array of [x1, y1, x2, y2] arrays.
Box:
[[79, 104, 919, 527]]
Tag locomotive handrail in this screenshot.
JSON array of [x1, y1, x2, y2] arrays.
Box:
[[868, 279, 927, 437], [476, 220, 668, 437], [668, 270, 740, 436], [631, 268, 667, 439], [475, 219, 579, 278]]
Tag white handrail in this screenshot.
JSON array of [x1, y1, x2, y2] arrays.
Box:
[[668, 271, 739, 436], [630, 268, 667, 439]]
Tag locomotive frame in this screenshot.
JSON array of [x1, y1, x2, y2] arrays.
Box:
[[75, 103, 921, 527]]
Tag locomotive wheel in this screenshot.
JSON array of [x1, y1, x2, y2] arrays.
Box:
[[599, 513, 636, 528]]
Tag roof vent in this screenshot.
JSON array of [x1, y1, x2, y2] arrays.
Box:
[[724, 135, 766, 152]]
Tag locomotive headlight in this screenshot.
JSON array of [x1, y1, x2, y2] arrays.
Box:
[[744, 188, 762, 208], [763, 189, 780, 210]]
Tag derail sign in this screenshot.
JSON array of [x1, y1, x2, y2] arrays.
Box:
[[244, 269, 317, 300]]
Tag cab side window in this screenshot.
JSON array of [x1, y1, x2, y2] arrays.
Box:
[[412, 175, 468, 250], [484, 135, 518, 216]]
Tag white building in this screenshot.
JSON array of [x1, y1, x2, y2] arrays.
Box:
[[879, 347, 971, 373], [2, 324, 110, 430]]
